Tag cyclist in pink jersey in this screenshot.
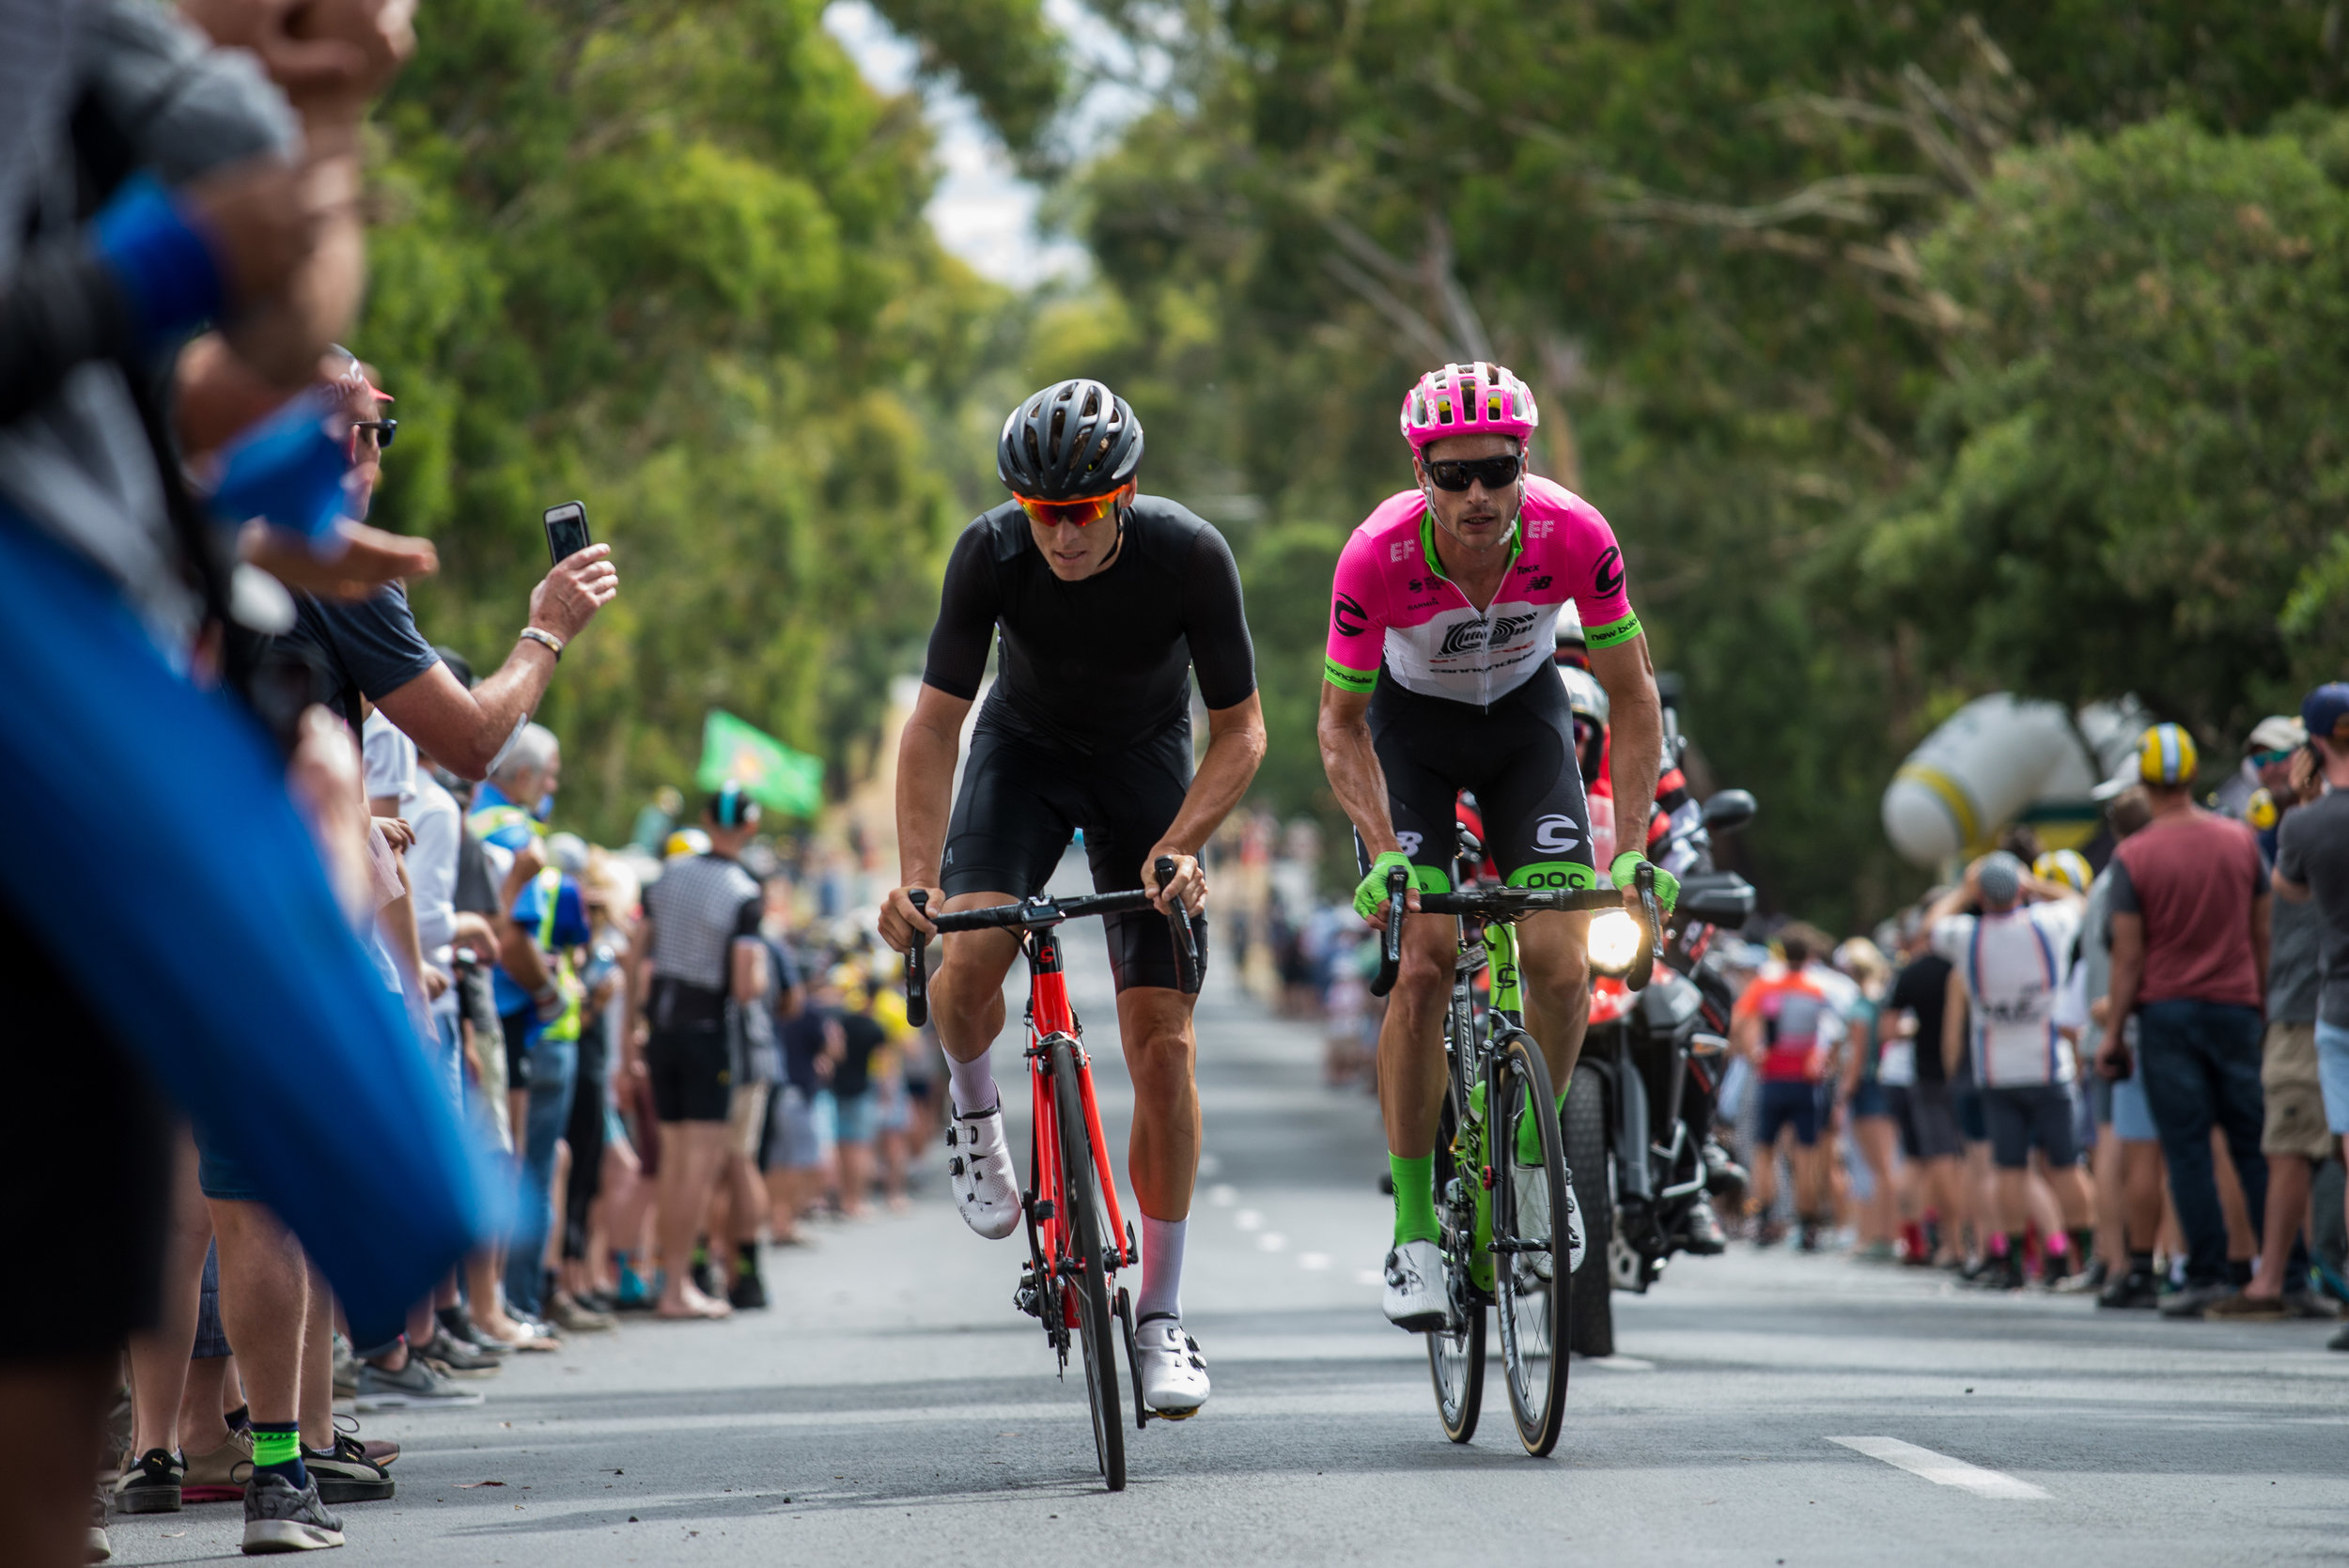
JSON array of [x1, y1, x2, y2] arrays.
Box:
[[1318, 361, 1677, 1328]]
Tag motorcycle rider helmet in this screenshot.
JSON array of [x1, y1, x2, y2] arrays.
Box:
[[1553, 605, 1588, 669], [997, 379, 1144, 501]]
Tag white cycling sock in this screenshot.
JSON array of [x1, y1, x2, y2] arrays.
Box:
[[947, 1051, 999, 1117], [1135, 1215, 1186, 1326]]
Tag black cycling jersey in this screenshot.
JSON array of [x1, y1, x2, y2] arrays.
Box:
[[922, 497, 1257, 755]]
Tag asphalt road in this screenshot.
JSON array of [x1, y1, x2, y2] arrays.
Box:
[[112, 897, 2349, 1567]]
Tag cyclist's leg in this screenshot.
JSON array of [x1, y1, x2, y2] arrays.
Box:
[[1077, 733, 1206, 1311], [935, 727, 1077, 1110], [1475, 675, 1599, 1137]]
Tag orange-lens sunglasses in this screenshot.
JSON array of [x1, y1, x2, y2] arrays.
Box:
[[1012, 484, 1130, 528]]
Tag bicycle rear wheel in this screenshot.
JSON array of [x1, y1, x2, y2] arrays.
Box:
[[1050, 1036, 1127, 1491], [1425, 1090, 1486, 1443], [1493, 1034, 1570, 1455], [1563, 1062, 1616, 1358]]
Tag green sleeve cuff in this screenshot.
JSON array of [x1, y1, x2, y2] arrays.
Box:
[[1585, 610, 1642, 649], [1323, 657, 1377, 693]]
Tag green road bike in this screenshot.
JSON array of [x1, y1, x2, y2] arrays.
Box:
[[1367, 862, 1662, 1455]]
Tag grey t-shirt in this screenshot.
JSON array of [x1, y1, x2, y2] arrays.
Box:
[[2276, 789, 2349, 1028]]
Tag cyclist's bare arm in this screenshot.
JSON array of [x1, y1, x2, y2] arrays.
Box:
[[1143, 692, 1267, 916], [879, 680, 972, 952], [1316, 682, 1422, 918], [1586, 633, 1664, 859]]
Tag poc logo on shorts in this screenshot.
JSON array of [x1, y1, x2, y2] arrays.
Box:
[[1532, 815, 1581, 853]]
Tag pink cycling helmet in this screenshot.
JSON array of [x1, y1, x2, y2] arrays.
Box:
[[1399, 361, 1540, 453]]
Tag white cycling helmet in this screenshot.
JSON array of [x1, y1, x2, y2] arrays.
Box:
[[1560, 664, 1610, 728]]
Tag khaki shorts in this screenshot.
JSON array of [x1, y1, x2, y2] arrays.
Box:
[[2262, 1022, 2334, 1160], [728, 1081, 772, 1159]]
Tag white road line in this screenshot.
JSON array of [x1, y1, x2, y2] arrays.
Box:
[[1827, 1436, 2050, 1499]]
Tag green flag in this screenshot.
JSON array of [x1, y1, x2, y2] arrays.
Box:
[[696, 709, 823, 818]]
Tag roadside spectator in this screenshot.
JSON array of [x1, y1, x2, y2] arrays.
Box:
[[2052, 789, 2169, 1306], [2213, 713, 2331, 1320], [498, 827, 596, 1328], [626, 787, 770, 1319], [1925, 852, 2092, 1290], [829, 970, 894, 1220], [1886, 904, 1969, 1267], [1833, 939, 1900, 1262], [2273, 683, 2349, 1352], [2099, 723, 2274, 1319], [1734, 924, 1844, 1250]]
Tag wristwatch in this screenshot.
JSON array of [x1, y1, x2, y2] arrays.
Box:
[[519, 627, 564, 660]]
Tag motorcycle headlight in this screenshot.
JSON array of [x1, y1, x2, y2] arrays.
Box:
[[1586, 908, 1644, 976]]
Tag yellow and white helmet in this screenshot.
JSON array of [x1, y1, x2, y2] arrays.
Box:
[[2135, 722, 2198, 786], [2032, 849, 2092, 893]]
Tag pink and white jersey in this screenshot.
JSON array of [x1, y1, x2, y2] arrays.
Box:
[[1322, 477, 1641, 707]]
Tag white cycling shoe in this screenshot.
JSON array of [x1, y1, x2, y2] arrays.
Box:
[[1382, 1238, 1446, 1331], [943, 1105, 1019, 1240], [1135, 1314, 1209, 1419], [1511, 1163, 1587, 1279]]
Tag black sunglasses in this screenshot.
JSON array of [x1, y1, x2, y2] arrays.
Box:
[[1425, 453, 1522, 491], [352, 418, 397, 450]]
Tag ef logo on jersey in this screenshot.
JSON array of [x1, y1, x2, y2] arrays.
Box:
[[1331, 593, 1367, 637], [1532, 814, 1581, 854]]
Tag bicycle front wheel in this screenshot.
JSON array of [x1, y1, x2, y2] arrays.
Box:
[[1050, 1036, 1127, 1492], [1493, 1032, 1570, 1455], [1425, 1090, 1486, 1443]]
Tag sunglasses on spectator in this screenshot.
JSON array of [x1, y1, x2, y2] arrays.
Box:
[[351, 418, 397, 452], [1424, 454, 1523, 491], [2250, 748, 2297, 768], [1012, 484, 1129, 528]]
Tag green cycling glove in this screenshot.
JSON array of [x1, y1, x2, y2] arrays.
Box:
[[1609, 850, 1680, 916], [1354, 850, 1415, 923]]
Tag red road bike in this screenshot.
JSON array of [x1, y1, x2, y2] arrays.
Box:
[[904, 860, 1201, 1491]]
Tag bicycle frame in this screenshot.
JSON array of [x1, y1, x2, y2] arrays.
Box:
[[1019, 921, 1137, 1316]]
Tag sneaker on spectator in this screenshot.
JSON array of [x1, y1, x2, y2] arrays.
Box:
[[2158, 1281, 2237, 1318], [2284, 1288, 2341, 1320], [303, 1432, 395, 1504], [2202, 1291, 2290, 1322], [337, 1417, 398, 1470], [180, 1429, 254, 1502], [418, 1329, 503, 1378], [353, 1357, 487, 1410], [2328, 1322, 2349, 1352], [112, 1447, 183, 1514], [2097, 1265, 2162, 1310], [241, 1470, 342, 1553], [435, 1303, 512, 1357], [331, 1333, 357, 1402], [89, 1487, 111, 1562], [548, 1293, 618, 1333], [2054, 1259, 2108, 1295]]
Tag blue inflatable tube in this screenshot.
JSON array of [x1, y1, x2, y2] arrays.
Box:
[[0, 508, 502, 1339]]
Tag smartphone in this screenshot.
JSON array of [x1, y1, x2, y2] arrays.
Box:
[[543, 501, 592, 567]]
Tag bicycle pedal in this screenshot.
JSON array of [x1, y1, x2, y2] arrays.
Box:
[[1149, 1405, 1201, 1422]]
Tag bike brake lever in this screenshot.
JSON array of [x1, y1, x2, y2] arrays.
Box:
[[1369, 862, 1409, 999], [905, 889, 930, 1028], [1626, 863, 1661, 992], [1155, 856, 1202, 997]]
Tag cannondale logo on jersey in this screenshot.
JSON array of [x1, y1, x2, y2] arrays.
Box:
[[1438, 613, 1539, 657]]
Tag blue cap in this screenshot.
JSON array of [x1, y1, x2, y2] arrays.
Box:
[[2303, 683, 2349, 747]]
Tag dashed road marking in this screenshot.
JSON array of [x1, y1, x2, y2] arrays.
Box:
[[1827, 1436, 2049, 1499]]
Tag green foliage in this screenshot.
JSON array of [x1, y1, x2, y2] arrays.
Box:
[[1855, 115, 2349, 740], [1049, 1, 2349, 930], [360, 0, 1001, 841], [867, 0, 1066, 164]]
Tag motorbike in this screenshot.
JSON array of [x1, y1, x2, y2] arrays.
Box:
[[1560, 787, 1758, 1358]]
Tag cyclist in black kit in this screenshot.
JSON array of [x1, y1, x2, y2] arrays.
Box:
[[877, 380, 1266, 1418]]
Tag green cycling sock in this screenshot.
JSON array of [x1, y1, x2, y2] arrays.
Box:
[[1390, 1153, 1439, 1245], [1514, 1089, 1569, 1166], [249, 1421, 306, 1487]]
